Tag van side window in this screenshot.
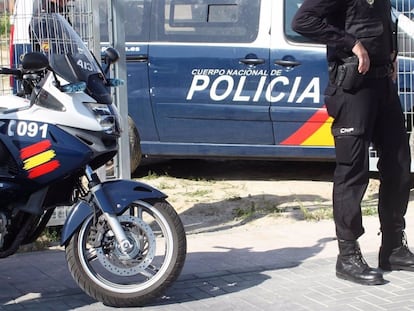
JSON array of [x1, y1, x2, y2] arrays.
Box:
[[98, 0, 149, 42], [284, 0, 315, 43], [152, 0, 260, 43]]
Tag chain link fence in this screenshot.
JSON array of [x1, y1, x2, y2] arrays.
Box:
[[395, 3, 414, 171], [368, 2, 414, 171]]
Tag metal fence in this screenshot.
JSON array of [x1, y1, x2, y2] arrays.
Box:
[[368, 3, 414, 171], [395, 5, 414, 171]]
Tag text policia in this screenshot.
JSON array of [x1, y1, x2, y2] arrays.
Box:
[[186, 68, 320, 103]]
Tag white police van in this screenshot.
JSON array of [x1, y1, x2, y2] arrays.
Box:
[[10, 0, 414, 172]]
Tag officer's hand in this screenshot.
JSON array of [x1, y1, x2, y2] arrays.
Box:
[[352, 40, 370, 75]]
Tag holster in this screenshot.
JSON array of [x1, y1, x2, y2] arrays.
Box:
[[329, 56, 364, 91]]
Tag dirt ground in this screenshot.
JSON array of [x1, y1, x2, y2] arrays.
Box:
[[133, 159, 381, 235]]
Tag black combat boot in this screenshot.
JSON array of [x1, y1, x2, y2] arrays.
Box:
[[336, 240, 385, 285], [379, 231, 414, 271]]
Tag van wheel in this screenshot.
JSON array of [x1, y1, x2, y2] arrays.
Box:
[[129, 116, 142, 173]]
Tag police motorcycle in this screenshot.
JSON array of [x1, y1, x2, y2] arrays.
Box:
[[0, 13, 186, 307]]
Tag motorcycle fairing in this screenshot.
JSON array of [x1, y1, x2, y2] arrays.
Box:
[[0, 120, 93, 186]]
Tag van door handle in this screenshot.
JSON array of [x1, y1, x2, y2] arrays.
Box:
[[239, 58, 265, 65], [274, 59, 301, 67], [127, 54, 148, 62]]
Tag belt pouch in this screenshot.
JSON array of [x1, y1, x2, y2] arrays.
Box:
[[338, 56, 364, 91]]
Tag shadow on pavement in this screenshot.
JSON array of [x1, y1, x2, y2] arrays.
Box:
[[0, 236, 335, 309], [150, 237, 334, 306]]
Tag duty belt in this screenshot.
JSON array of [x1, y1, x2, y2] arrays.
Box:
[[365, 64, 393, 79]]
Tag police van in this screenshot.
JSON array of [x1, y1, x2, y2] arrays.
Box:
[[9, 0, 414, 172]]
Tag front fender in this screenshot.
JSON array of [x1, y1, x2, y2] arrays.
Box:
[[60, 180, 166, 246], [101, 179, 167, 213]]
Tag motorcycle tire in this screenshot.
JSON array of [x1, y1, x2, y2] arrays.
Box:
[[128, 115, 142, 173], [65, 199, 186, 307]]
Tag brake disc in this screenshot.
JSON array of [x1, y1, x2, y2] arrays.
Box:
[[95, 215, 156, 276]]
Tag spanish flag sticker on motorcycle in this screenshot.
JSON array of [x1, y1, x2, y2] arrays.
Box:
[[20, 140, 60, 179]]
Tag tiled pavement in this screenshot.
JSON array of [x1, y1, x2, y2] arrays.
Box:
[[2, 209, 414, 310]]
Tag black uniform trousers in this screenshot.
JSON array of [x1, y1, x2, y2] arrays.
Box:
[[325, 76, 411, 241]]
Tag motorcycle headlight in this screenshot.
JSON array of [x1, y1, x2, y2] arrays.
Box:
[[84, 102, 121, 135]]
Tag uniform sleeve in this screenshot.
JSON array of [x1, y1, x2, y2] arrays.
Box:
[[291, 0, 357, 52]]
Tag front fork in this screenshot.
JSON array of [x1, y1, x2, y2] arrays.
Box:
[[85, 166, 133, 254]]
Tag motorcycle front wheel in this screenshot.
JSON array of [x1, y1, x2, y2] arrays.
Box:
[[65, 199, 186, 307]]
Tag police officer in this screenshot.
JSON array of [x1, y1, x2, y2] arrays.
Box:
[[292, 0, 414, 285]]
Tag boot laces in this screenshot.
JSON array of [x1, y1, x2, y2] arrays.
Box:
[[354, 248, 368, 267], [346, 241, 369, 268]]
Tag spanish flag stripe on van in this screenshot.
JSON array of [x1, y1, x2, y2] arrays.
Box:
[[281, 108, 334, 146]]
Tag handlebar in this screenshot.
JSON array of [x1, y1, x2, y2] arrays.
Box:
[[0, 67, 22, 77]]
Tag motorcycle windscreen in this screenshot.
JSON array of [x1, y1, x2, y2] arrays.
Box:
[[30, 13, 111, 104]]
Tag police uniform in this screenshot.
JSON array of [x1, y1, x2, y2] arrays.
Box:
[[292, 0, 414, 285]]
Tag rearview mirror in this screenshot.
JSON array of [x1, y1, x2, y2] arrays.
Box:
[[104, 48, 120, 64]]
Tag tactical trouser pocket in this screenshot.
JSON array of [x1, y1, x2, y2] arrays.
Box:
[[332, 127, 364, 165]]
